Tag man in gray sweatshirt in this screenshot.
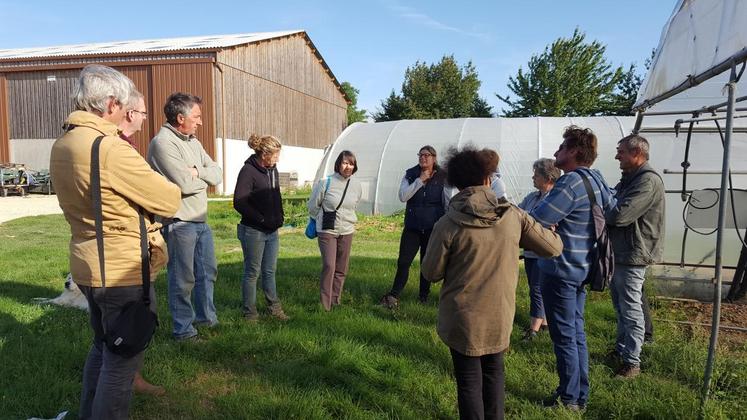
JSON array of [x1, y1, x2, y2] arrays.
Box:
[[147, 92, 223, 341]]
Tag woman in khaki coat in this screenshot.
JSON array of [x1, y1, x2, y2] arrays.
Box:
[[422, 146, 563, 420]]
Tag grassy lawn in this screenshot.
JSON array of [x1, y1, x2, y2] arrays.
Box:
[[1, 201, 746, 419]]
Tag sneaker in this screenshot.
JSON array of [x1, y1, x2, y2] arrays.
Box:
[[269, 306, 290, 321], [521, 329, 538, 342], [615, 363, 641, 379], [418, 295, 428, 304], [379, 294, 399, 309], [244, 312, 259, 322]]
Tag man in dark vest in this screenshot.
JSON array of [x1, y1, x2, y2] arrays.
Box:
[[380, 145, 448, 308]]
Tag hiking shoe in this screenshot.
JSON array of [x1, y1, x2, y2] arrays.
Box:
[[615, 363, 641, 379], [542, 393, 585, 411], [521, 329, 538, 342], [379, 294, 399, 309], [244, 312, 259, 322], [269, 307, 290, 321]]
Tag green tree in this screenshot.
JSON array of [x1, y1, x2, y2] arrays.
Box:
[[373, 55, 492, 121], [497, 29, 636, 117], [341, 81, 367, 124]]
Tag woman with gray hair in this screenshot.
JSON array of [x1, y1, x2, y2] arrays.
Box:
[[518, 158, 561, 341]]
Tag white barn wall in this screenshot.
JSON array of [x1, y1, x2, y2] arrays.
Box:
[[215, 137, 324, 194]]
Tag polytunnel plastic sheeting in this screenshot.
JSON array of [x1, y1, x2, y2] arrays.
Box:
[[317, 117, 636, 216], [316, 116, 747, 273], [634, 0, 747, 109]]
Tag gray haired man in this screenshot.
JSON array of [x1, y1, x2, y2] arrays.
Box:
[[50, 65, 180, 419], [606, 134, 665, 378], [147, 92, 222, 341]]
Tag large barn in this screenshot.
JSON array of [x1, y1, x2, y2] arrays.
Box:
[[0, 30, 349, 192]]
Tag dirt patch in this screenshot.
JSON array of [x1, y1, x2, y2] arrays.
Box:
[[659, 299, 747, 347]]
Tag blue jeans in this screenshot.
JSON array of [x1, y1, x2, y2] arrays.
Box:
[[162, 221, 218, 339], [237, 224, 280, 315], [524, 258, 545, 319], [611, 264, 647, 365], [541, 273, 589, 406]]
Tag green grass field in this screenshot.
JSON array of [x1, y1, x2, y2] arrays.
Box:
[[1, 201, 746, 419]]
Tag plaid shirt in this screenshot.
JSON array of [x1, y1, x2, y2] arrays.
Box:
[[530, 168, 616, 282]]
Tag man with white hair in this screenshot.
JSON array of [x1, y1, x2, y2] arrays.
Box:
[[116, 91, 167, 396], [50, 65, 180, 419]]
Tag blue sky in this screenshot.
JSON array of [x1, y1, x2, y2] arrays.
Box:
[[0, 0, 675, 116]]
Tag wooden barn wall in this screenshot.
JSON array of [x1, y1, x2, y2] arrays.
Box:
[[6, 69, 78, 139], [0, 74, 9, 162], [216, 34, 347, 148], [151, 62, 215, 159]]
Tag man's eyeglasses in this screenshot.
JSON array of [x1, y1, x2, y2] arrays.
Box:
[[130, 110, 148, 118], [418, 153, 434, 158]]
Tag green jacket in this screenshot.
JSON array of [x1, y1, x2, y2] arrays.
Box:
[[606, 162, 665, 266]]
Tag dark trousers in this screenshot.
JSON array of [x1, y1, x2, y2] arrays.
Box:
[[450, 349, 505, 420], [642, 292, 654, 341], [524, 258, 545, 319], [78, 284, 156, 420], [541, 274, 589, 406], [389, 228, 432, 299], [318, 233, 354, 310]]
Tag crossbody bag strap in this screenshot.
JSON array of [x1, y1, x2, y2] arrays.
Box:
[[91, 136, 106, 289], [336, 179, 351, 210], [577, 171, 598, 208], [138, 208, 151, 305]]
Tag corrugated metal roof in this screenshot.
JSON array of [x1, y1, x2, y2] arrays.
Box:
[[0, 30, 303, 59]]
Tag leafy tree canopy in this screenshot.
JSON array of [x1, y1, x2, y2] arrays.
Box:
[[341, 81, 367, 125], [497, 29, 646, 117], [374, 55, 492, 121]]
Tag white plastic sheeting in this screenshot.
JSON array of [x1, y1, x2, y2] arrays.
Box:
[[316, 117, 630, 215], [634, 0, 747, 109], [316, 117, 747, 273]]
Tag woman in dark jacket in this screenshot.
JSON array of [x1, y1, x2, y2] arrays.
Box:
[[233, 134, 289, 321], [380, 145, 448, 308]]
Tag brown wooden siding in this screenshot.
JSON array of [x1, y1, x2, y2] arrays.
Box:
[[6, 69, 78, 139], [216, 34, 347, 148], [150, 62, 215, 159], [0, 74, 9, 162]]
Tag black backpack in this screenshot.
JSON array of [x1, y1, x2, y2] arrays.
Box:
[[578, 172, 614, 292]]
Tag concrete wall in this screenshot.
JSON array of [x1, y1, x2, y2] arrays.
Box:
[[215, 137, 324, 195], [9, 138, 55, 170]]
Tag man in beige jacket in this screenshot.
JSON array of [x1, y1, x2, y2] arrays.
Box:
[[50, 65, 180, 420]]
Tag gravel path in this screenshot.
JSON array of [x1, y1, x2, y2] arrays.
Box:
[[0, 195, 63, 224]]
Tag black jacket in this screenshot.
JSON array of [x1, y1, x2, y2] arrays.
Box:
[[233, 154, 284, 232]]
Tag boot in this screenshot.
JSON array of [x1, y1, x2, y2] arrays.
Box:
[[133, 371, 165, 396]]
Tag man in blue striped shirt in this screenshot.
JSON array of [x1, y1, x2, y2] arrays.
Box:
[[530, 126, 616, 411]]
